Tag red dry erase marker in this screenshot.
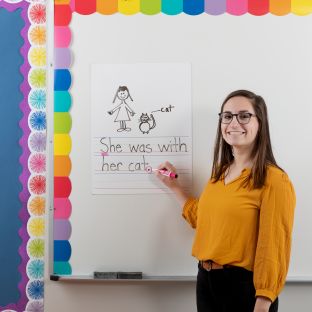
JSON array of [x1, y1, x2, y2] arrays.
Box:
[[146, 167, 178, 179]]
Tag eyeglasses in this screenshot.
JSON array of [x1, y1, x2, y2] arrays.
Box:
[[219, 112, 256, 125]]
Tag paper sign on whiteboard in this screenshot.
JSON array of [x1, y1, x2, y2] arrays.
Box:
[[91, 63, 192, 194]]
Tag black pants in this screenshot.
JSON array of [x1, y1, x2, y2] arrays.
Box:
[[196, 263, 279, 312]]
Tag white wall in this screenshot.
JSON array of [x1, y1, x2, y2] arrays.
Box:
[[44, 279, 312, 312]]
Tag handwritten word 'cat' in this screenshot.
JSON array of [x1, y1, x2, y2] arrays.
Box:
[[152, 105, 175, 113]]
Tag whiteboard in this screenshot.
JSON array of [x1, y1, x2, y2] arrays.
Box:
[[59, 13, 312, 279]]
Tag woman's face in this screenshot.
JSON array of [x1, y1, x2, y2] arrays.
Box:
[[221, 96, 259, 150], [117, 89, 129, 100]]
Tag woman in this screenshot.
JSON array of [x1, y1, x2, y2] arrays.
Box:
[[156, 90, 296, 312], [108, 86, 135, 132]]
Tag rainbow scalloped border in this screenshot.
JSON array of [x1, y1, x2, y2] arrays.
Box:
[[66, 0, 312, 16], [53, 0, 73, 276]]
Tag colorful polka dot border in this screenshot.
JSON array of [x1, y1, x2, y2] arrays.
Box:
[[26, 0, 47, 311]]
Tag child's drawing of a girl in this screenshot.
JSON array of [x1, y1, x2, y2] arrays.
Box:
[[108, 86, 135, 132]]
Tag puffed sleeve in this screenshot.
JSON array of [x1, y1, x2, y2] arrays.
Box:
[[182, 197, 199, 229], [253, 172, 296, 302]]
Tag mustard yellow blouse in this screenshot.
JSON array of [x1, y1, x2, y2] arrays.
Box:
[[182, 165, 296, 302]]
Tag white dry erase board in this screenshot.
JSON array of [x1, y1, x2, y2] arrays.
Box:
[[51, 13, 312, 280]]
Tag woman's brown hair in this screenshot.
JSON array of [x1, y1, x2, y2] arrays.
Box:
[[211, 90, 282, 189]]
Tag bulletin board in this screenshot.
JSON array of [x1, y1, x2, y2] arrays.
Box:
[[0, 0, 47, 311], [52, 0, 312, 280]]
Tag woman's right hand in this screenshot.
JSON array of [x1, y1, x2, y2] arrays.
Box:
[[155, 162, 180, 190], [155, 162, 190, 207]]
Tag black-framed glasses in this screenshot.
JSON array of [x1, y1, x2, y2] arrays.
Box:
[[219, 112, 256, 125]]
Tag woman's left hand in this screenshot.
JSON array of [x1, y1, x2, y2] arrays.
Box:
[[253, 296, 271, 312]]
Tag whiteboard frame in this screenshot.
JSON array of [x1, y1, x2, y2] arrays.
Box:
[[49, 3, 312, 282], [47, 0, 55, 278], [50, 275, 312, 283]]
